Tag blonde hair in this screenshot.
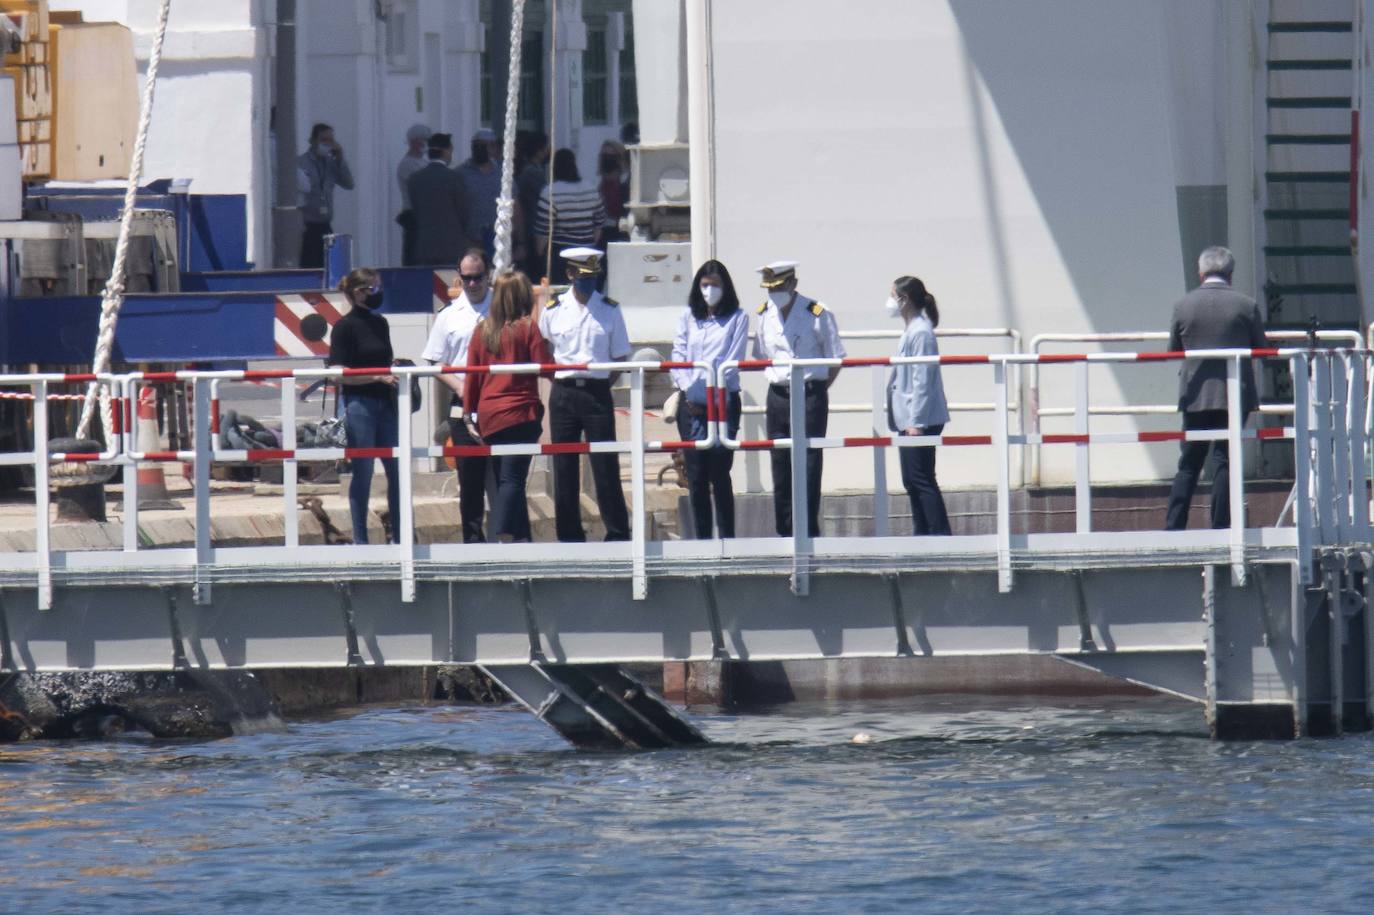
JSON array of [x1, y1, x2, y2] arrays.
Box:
[[337, 267, 381, 306], [478, 272, 534, 356]]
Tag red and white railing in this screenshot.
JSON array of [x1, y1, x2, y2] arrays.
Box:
[[2, 347, 1369, 609]]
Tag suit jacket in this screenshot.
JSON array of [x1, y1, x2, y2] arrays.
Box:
[[408, 161, 470, 266], [1168, 281, 1267, 413]]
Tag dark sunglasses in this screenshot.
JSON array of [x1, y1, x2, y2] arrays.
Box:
[[460, 273, 487, 284]]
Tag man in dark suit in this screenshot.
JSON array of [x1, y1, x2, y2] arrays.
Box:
[[408, 133, 470, 266], [1164, 246, 1268, 530]]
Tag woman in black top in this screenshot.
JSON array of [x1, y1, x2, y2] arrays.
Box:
[[328, 267, 401, 544]]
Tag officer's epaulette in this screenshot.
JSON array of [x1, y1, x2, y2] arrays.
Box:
[[757, 301, 769, 315], [808, 300, 826, 317], [545, 295, 562, 309], [603, 296, 620, 308]]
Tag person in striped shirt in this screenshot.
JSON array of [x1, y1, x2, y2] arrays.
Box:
[[534, 149, 605, 279]]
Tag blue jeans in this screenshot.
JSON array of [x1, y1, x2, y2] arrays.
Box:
[[344, 392, 400, 544], [485, 419, 542, 541]]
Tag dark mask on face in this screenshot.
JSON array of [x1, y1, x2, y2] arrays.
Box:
[[471, 142, 491, 165], [572, 276, 598, 297], [363, 291, 384, 310]]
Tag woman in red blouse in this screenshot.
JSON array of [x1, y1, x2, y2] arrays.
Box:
[[463, 272, 552, 542]]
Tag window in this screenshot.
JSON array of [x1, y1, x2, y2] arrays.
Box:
[[385, 0, 418, 72], [618, 23, 637, 129], [482, 29, 544, 130], [583, 28, 609, 125]]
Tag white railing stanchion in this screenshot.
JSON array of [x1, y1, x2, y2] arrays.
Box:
[[871, 367, 890, 536], [1312, 355, 1337, 545], [121, 378, 139, 552], [994, 361, 1013, 593], [1074, 360, 1091, 533], [282, 378, 299, 549], [193, 377, 213, 605], [630, 367, 648, 600], [789, 362, 811, 596], [397, 373, 416, 603], [33, 380, 52, 611], [1345, 354, 1368, 537], [1331, 356, 1354, 543], [1293, 353, 1313, 583], [1226, 357, 1246, 585]]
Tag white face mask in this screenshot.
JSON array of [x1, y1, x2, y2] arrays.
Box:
[[884, 295, 902, 318], [701, 285, 724, 308], [767, 289, 793, 307]]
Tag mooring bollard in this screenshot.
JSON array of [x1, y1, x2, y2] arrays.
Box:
[[47, 436, 117, 522]]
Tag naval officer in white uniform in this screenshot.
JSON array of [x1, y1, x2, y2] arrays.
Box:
[[422, 248, 494, 543], [537, 247, 632, 541], [751, 261, 846, 537]]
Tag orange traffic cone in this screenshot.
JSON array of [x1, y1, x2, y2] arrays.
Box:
[[135, 386, 181, 510]]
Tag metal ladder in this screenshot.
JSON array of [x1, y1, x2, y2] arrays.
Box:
[[1262, 4, 1360, 330], [479, 662, 709, 750]]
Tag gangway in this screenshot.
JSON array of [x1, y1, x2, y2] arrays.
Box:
[[0, 345, 1372, 743]]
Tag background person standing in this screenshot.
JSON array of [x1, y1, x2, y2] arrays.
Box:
[[670, 260, 749, 538], [751, 261, 845, 537], [297, 123, 354, 269], [422, 248, 493, 543], [1164, 246, 1267, 530], [538, 247, 631, 542], [408, 133, 470, 266], [457, 128, 502, 257], [886, 275, 951, 536], [534, 150, 606, 278], [395, 123, 431, 266]]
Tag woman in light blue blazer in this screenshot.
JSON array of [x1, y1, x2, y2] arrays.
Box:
[[886, 275, 952, 535]]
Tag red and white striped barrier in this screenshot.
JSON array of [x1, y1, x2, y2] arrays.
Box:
[[274, 292, 348, 358]]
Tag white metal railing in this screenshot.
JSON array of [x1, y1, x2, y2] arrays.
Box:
[[1, 347, 1369, 611], [1027, 330, 1364, 485]]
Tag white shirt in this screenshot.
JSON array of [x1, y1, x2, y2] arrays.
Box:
[[751, 293, 846, 385], [422, 290, 492, 367], [670, 307, 750, 401], [538, 289, 632, 379]]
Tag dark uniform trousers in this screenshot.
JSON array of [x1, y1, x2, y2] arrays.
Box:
[[550, 378, 630, 542], [449, 397, 489, 543], [766, 381, 828, 537], [1165, 409, 1245, 531]]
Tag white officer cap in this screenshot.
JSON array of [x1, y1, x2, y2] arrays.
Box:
[[473, 127, 497, 143], [757, 261, 799, 289], [561, 247, 604, 275], [406, 123, 432, 142]]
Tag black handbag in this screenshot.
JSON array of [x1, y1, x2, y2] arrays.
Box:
[[393, 358, 422, 413]]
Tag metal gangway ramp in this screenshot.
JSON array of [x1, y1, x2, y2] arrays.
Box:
[[1, 344, 1371, 743]]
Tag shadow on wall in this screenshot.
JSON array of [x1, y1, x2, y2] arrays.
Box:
[[950, 0, 1197, 482]]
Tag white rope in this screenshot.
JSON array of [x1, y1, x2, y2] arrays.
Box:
[[492, 0, 528, 275], [76, 0, 174, 441], [545, 0, 559, 281]]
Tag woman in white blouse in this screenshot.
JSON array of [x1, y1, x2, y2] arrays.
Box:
[[887, 275, 952, 535], [669, 260, 750, 538]]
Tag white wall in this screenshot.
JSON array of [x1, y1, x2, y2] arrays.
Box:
[[702, 0, 1245, 490], [51, 0, 273, 265]]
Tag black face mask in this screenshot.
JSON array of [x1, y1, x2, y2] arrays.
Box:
[[471, 143, 491, 165], [363, 291, 384, 310]]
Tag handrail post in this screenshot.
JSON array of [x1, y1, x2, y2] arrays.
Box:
[[397, 372, 416, 603], [33, 380, 52, 611], [282, 376, 299, 549], [1074, 360, 1091, 533], [1312, 354, 1337, 545], [1347, 353, 1369, 539], [631, 366, 648, 599], [1293, 353, 1313, 584], [789, 362, 811, 596], [192, 376, 213, 605], [994, 360, 1013, 592], [120, 376, 139, 552], [1330, 355, 1354, 543], [871, 365, 889, 536], [1226, 356, 1247, 586]]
